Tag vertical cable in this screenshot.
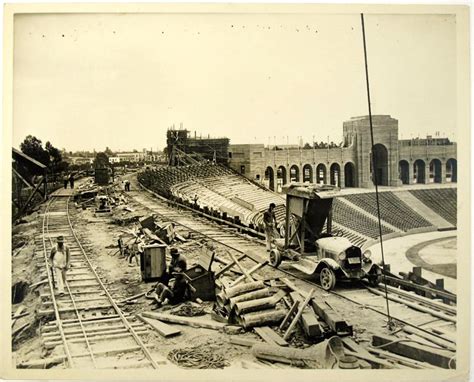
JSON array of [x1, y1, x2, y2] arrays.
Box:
[[361, 13, 393, 326]]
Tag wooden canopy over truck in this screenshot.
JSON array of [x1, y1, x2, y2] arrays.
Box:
[[270, 183, 381, 290]]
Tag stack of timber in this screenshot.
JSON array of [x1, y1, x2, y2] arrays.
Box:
[[215, 280, 287, 329]]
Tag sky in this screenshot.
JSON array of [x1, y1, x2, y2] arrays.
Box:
[[12, 12, 457, 152]]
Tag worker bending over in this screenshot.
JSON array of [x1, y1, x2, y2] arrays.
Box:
[[263, 203, 278, 251], [49, 236, 70, 296]]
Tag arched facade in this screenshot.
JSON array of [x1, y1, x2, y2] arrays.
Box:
[[399, 160, 410, 185], [316, 163, 327, 185], [344, 162, 355, 187], [265, 166, 275, 191], [228, 115, 457, 191], [429, 159, 442, 183], [302, 164, 313, 183], [277, 166, 287, 192], [371, 144, 389, 186], [413, 159, 426, 184], [446, 158, 457, 183], [289, 165, 300, 183], [330, 163, 341, 187]]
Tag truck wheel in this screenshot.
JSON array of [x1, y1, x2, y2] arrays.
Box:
[[368, 267, 382, 287], [320, 267, 336, 291], [269, 249, 282, 267]]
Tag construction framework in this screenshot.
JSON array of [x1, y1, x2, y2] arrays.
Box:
[[12, 148, 48, 221]]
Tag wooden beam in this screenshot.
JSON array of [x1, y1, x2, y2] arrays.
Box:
[[137, 314, 181, 338], [228, 252, 255, 282], [283, 288, 315, 340], [229, 337, 262, 347], [254, 326, 288, 347], [367, 287, 456, 323], [229, 261, 268, 287], [384, 275, 456, 303], [279, 300, 299, 330], [372, 334, 455, 369], [214, 254, 246, 277], [281, 278, 353, 336], [17, 175, 45, 217], [142, 311, 226, 331], [12, 167, 33, 188]]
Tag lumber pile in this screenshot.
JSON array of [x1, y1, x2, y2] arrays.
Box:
[[214, 280, 287, 329]]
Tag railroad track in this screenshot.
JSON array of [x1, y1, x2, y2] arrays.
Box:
[[34, 195, 162, 369], [130, 181, 457, 347]]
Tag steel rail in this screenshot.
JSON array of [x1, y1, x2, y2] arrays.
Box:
[[46, 197, 97, 367], [134, 182, 456, 343], [41, 197, 75, 367], [63, 194, 160, 369]]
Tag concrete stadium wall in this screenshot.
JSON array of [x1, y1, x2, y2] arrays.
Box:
[[228, 115, 457, 191]]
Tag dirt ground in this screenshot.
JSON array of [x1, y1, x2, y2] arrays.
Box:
[[11, 181, 307, 369]]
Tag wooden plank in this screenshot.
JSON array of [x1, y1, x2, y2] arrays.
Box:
[[214, 254, 246, 277], [401, 326, 455, 351], [281, 278, 352, 336], [137, 314, 181, 338], [372, 334, 456, 369], [11, 306, 26, 328], [384, 275, 456, 303], [367, 287, 456, 323], [279, 300, 299, 330], [142, 312, 226, 331], [382, 285, 456, 315], [117, 292, 146, 304], [228, 252, 255, 282], [229, 261, 268, 287], [229, 336, 262, 347], [254, 327, 288, 347], [368, 347, 440, 369], [342, 337, 394, 369], [289, 292, 322, 338], [283, 289, 315, 340]]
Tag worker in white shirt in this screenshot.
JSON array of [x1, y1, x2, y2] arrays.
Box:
[[49, 236, 70, 296]]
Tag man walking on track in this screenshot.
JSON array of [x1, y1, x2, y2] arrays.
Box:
[[263, 203, 278, 252], [49, 236, 71, 296]]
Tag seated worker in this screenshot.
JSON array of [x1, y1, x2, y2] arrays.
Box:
[[161, 247, 187, 285], [150, 268, 196, 308]]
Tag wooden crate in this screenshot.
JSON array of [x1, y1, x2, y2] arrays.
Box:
[[140, 244, 167, 282], [185, 250, 216, 301]]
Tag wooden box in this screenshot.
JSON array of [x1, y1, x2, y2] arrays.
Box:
[[140, 244, 167, 282], [184, 250, 216, 301]]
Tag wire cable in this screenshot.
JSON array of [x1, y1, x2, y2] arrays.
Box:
[[360, 13, 393, 327]]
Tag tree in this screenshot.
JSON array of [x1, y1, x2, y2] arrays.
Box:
[[303, 143, 312, 149], [20, 135, 50, 166], [93, 152, 109, 169], [104, 146, 114, 156]]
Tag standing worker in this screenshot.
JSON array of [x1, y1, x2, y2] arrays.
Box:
[[263, 203, 278, 252], [63, 174, 69, 189], [49, 236, 70, 296], [69, 173, 75, 189], [128, 234, 144, 267]]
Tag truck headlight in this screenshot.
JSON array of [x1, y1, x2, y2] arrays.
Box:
[[338, 252, 346, 261]]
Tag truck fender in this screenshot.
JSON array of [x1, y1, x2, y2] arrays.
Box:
[[362, 262, 381, 274], [316, 258, 340, 273]]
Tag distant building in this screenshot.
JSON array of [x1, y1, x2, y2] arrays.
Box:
[[68, 157, 94, 165], [229, 115, 457, 191], [167, 129, 230, 166]]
